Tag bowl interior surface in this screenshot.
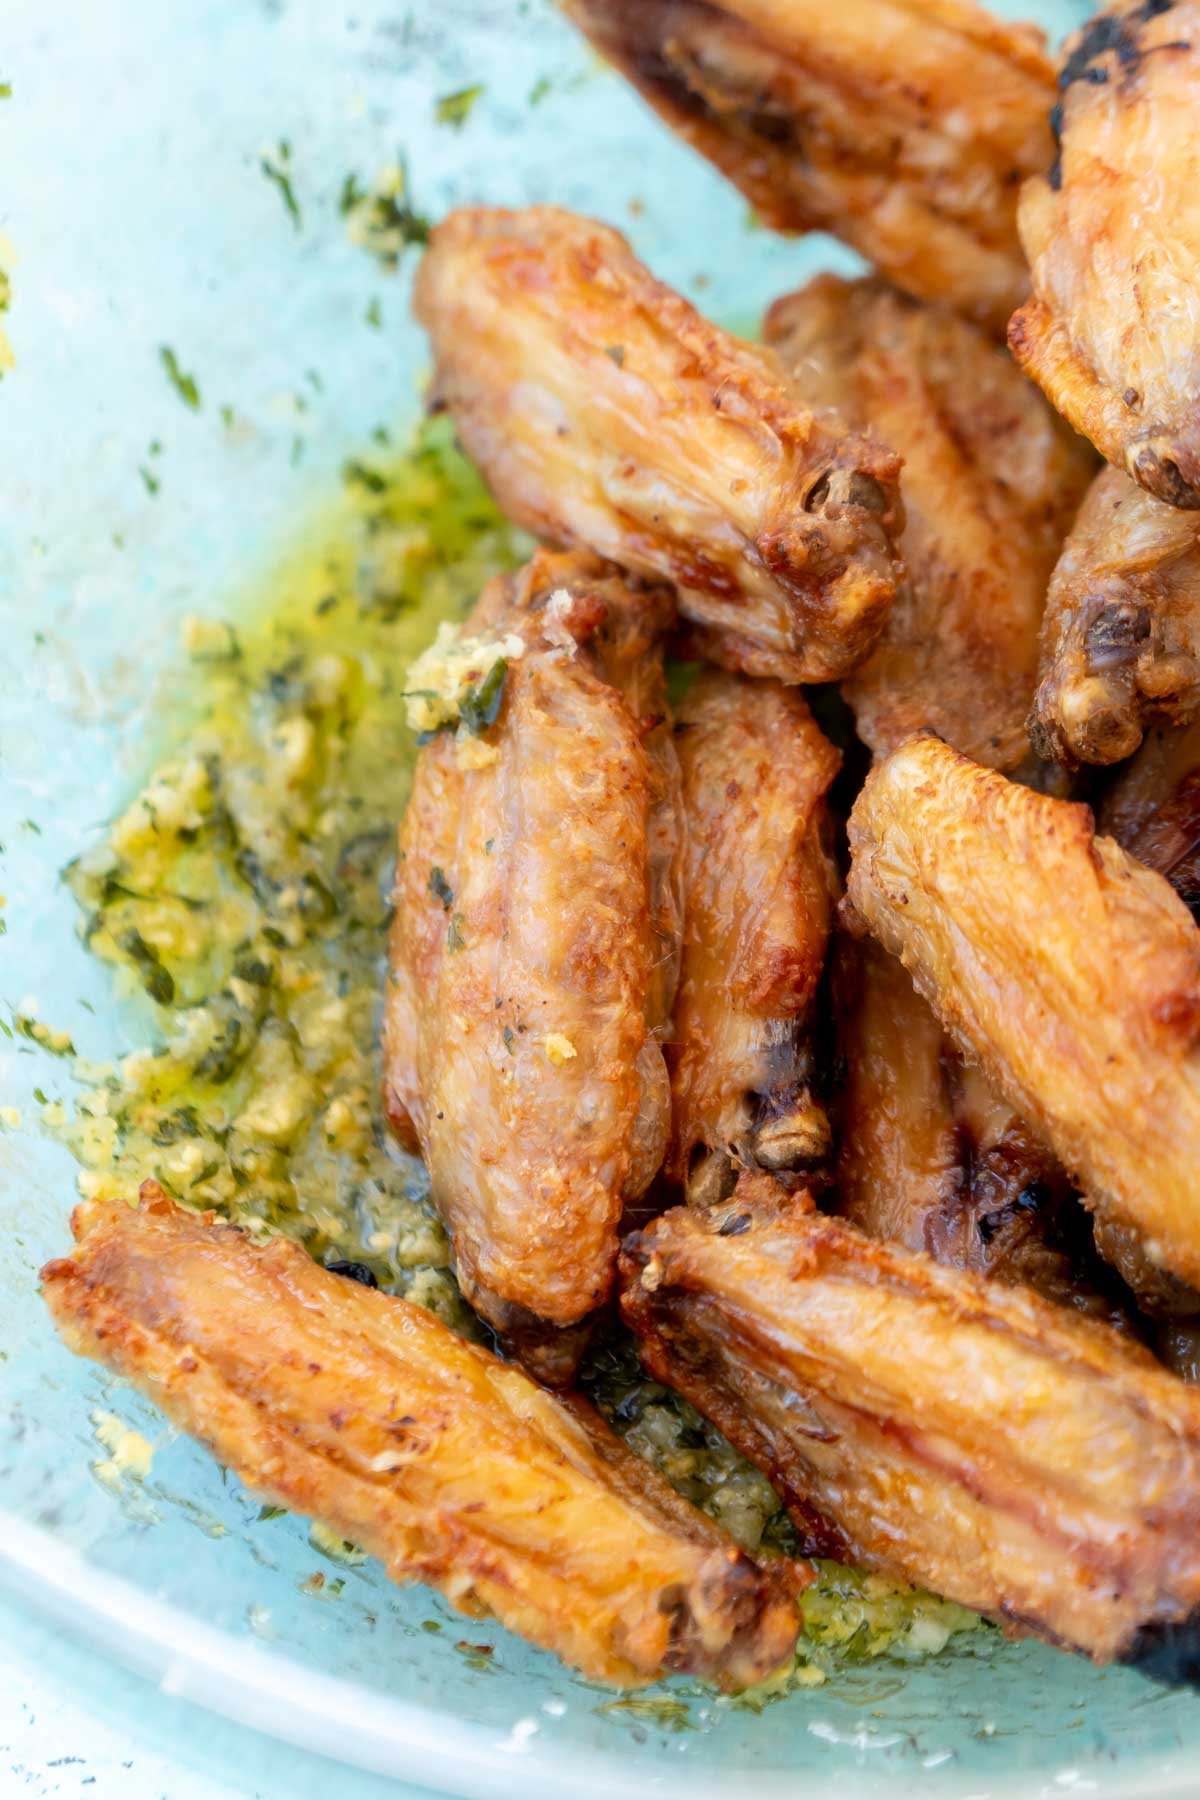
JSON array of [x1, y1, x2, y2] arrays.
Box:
[[3, 3, 1197, 1795]]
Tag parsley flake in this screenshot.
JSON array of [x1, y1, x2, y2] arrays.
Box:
[[261, 142, 302, 231], [159, 345, 201, 410], [435, 84, 485, 130], [459, 657, 507, 736]]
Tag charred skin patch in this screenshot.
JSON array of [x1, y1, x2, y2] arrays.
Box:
[[1125, 1609, 1200, 1688], [1051, 0, 1188, 190]]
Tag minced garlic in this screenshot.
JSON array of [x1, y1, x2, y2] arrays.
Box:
[[543, 1033, 577, 1067], [402, 621, 524, 734]]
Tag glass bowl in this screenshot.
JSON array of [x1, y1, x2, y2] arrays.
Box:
[[4, 2, 1197, 1793]]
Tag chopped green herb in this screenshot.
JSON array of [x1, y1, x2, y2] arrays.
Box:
[[120, 928, 176, 1005], [603, 344, 626, 367], [220, 403, 235, 429], [429, 866, 454, 911], [458, 657, 507, 736], [344, 159, 430, 271], [338, 171, 365, 215], [342, 459, 387, 495], [365, 296, 383, 330], [0, 83, 11, 99], [139, 466, 160, 497], [502, 1025, 515, 1053], [435, 83, 485, 130], [232, 956, 273, 987], [528, 76, 552, 106], [257, 1504, 287, 1522], [446, 912, 466, 953], [33, 1088, 48, 1106], [159, 345, 201, 410], [261, 142, 302, 230]]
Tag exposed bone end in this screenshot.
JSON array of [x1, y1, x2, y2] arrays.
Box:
[[1057, 673, 1143, 765], [753, 1102, 831, 1172], [686, 1148, 739, 1210], [1130, 438, 1200, 512]]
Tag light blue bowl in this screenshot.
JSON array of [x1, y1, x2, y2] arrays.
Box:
[[4, 3, 1198, 1794]]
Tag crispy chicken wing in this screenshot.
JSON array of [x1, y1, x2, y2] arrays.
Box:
[[667, 669, 839, 1207], [1101, 717, 1200, 913], [560, 0, 1055, 335], [413, 205, 904, 684], [42, 1189, 801, 1689], [832, 934, 1126, 1324], [1009, 0, 1200, 507], [621, 1175, 1200, 1671], [1030, 468, 1200, 766], [766, 275, 1095, 770], [843, 734, 1200, 1294], [384, 553, 681, 1374]]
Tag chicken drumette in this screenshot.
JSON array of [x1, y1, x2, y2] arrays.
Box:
[[413, 205, 903, 684]]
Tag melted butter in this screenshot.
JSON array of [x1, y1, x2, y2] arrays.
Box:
[[60, 418, 525, 1329]]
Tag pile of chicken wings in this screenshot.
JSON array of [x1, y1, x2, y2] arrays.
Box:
[[45, 0, 1200, 1693]]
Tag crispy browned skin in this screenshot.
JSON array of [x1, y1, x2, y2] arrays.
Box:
[[1101, 717, 1200, 914], [41, 1190, 801, 1689], [1030, 468, 1200, 766], [766, 275, 1095, 770], [832, 935, 1126, 1325], [667, 669, 839, 1206], [843, 734, 1200, 1293], [413, 205, 904, 683], [1010, 0, 1200, 506], [383, 554, 680, 1370], [621, 1175, 1200, 1665], [1088, 723, 1200, 1319], [561, 0, 1054, 335]]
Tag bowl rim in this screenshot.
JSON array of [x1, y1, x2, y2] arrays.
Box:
[[2, 1508, 1193, 1800]]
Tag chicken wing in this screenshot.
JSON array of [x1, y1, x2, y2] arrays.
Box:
[[832, 934, 1126, 1324], [667, 668, 839, 1207], [560, 0, 1055, 335], [621, 1175, 1200, 1671], [843, 734, 1200, 1294], [1030, 468, 1200, 766], [413, 206, 904, 684], [384, 553, 681, 1376], [42, 1188, 801, 1689], [766, 275, 1095, 770], [1009, 0, 1200, 507], [1101, 716, 1200, 914]]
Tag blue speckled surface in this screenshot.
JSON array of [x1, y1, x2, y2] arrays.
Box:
[[8, 1, 1200, 1795]]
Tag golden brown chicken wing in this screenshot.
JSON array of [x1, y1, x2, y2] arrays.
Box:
[[413, 205, 904, 684], [42, 1188, 802, 1689], [843, 734, 1200, 1294], [667, 668, 839, 1207], [1101, 716, 1200, 913], [766, 274, 1095, 770], [621, 1175, 1200, 1671], [1030, 468, 1200, 766], [1009, 0, 1200, 506], [832, 934, 1125, 1324], [384, 553, 681, 1375], [560, 0, 1055, 335]]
